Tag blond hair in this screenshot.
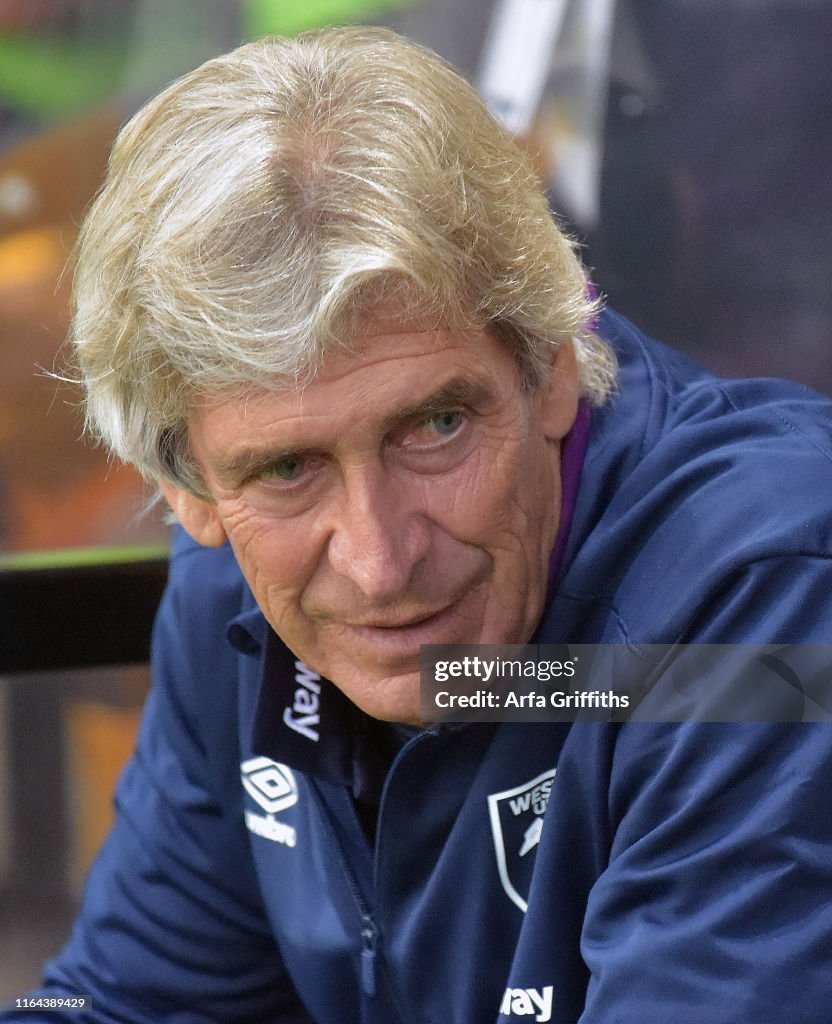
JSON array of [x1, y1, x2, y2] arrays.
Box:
[[71, 26, 615, 497]]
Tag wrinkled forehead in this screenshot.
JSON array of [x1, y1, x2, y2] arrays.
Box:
[[187, 305, 504, 412]]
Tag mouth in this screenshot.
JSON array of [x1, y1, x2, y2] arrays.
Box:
[[351, 607, 449, 629], [340, 599, 468, 659]]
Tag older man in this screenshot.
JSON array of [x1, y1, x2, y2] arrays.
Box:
[[6, 26, 832, 1024]]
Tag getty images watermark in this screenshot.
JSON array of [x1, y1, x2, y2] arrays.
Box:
[[419, 644, 832, 723]]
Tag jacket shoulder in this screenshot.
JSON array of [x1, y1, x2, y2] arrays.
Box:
[[560, 311, 832, 642]]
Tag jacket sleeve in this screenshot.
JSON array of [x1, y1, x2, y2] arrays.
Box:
[[578, 555, 832, 1023], [1, 536, 314, 1024]]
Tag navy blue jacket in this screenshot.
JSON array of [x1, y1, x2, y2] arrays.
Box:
[[6, 309, 832, 1023]]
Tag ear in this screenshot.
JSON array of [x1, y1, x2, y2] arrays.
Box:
[[159, 481, 227, 548], [538, 338, 580, 441]]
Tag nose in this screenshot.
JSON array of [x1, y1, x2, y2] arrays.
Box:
[[326, 464, 430, 602]]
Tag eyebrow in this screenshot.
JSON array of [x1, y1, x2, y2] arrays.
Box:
[[210, 375, 496, 486], [211, 445, 309, 487], [380, 377, 494, 431]]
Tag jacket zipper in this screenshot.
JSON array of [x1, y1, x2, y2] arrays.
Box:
[[360, 914, 379, 997], [309, 779, 381, 999], [310, 729, 438, 1012]]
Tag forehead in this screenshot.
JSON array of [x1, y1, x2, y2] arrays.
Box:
[[189, 321, 519, 450]]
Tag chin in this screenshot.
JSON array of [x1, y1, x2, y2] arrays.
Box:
[[341, 669, 423, 725]]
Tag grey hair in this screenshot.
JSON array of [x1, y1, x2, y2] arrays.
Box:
[[70, 26, 615, 498]]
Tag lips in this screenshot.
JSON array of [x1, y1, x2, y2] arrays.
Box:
[[348, 608, 448, 629], [338, 598, 469, 660]]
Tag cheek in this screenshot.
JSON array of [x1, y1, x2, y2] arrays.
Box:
[[443, 436, 548, 543], [218, 501, 321, 609]]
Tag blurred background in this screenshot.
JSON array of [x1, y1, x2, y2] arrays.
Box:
[[1, 0, 830, 999]]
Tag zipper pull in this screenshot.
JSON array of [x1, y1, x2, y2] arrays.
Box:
[[360, 914, 378, 997]]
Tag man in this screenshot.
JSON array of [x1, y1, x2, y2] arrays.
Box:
[[6, 26, 832, 1023]]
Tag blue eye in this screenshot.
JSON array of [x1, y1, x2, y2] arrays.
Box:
[[428, 411, 464, 436], [265, 455, 305, 481]]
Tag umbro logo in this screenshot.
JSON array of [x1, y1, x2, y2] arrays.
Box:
[[242, 757, 298, 813], [241, 757, 298, 847]]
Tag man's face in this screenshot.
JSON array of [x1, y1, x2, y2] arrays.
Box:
[[173, 315, 579, 724]]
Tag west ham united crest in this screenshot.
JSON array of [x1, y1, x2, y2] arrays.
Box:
[[487, 767, 556, 913]]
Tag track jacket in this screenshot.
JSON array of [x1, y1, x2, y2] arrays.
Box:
[[6, 308, 832, 1023]]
